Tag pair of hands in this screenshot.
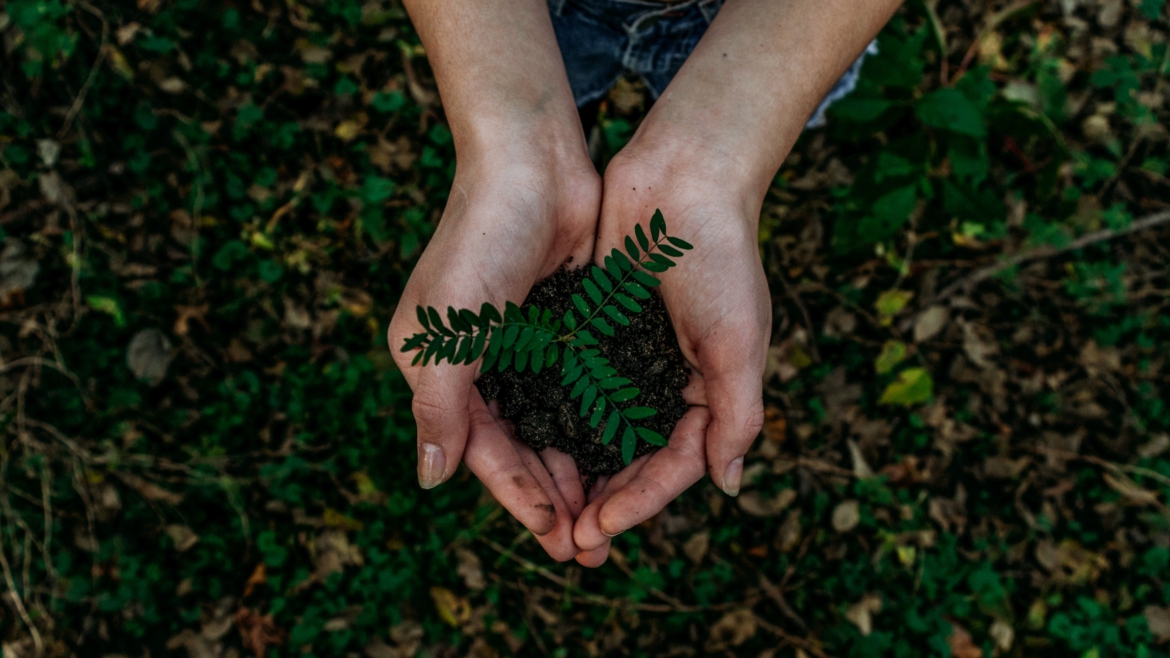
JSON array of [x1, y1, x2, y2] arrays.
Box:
[[387, 136, 770, 566]]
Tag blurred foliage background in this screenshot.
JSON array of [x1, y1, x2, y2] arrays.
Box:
[[2, 0, 1170, 656]]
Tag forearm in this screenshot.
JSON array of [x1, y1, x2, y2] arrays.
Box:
[[627, 0, 902, 203], [402, 0, 586, 161]]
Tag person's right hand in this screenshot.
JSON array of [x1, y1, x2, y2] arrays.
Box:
[[388, 142, 600, 561]]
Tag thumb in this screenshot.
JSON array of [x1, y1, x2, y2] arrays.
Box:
[[411, 363, 475, 489], [702, 348, 765, 497]]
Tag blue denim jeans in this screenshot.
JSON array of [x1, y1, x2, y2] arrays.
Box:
[[548, 0, 877, 128]]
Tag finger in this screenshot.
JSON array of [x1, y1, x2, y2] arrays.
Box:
[[515, 442, 580, 562], [586, 475, 610, 504], [410, 363, 477, 489], [463, 393, 558, 536], [542, 447, 586, 517], [575, 542, 611, 568], [701, 351, 765, 497], [596, 407, 710, 536], [573, 454, 652, 552]]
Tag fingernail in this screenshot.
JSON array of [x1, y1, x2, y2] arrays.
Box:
[[418, 442, 446, 490], [722, 457, 743, 497], [602, 528, 623, 538]]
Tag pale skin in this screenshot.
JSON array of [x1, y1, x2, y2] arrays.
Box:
[[388, 0, 903, 565]]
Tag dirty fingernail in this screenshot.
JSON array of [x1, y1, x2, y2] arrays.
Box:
[[722, 457, 743, 497], [418, 442, 446, 490]]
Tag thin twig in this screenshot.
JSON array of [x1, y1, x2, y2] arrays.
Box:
[[776, 271, 820, 363], [0, 506, 43, 657], [927, 209, 1170, 309], [753, 614, 832, 658], [58, 2, 109, 138], [758, 572, 807, 630]]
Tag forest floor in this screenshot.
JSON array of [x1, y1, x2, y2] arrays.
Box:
[[1, 0, 1170, 656]]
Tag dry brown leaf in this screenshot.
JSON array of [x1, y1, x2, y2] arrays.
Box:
[[127, 328, 174, 386], [913, 306, 949, 342], [165, 524, 199, 552], [683, 531, 709, 563], [430, 587, 471, 627], [235, 608, 287, 658], [455, 547, 486, 591], [846, 594, 882, 636], [243, 563, 266, 598], [1103, 472, 1159, 506], [832, 500, 861, 532], [947, 622, 982, 658], [1144, 606, 1170, 643], [704, 609, 757, 652], [737, 489, 797, 518]]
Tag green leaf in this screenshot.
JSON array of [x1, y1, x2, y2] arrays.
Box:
[[439, 336, 458, 362], [427, 307, 450, 336], [643, 260, 668, 273], [504, 301, 523, 322], [564, 309, 578, 331], [658, 244, 683, 258], [572, 294, 591, 316], [503, 325, 520, 348], [591, 317, 614, 336], [874, 340, 908, 374], [612, 249, 633, 272], [479, 303, 501, 324], [602, 305, 629, 326], [598, 377, 631, 389], [879, 367, 934, 406], [423, 338, 442, 366], [579, 386, 598, 416], [480, 348, 499, 373], [635, 224, 650, 252], [625, 235, 640, 262], [623, 281, 651, 299], [459, 308, 479, 330], [514, 346, 529, 373], [666, 236, 694, 250], [590, 397, 605, 426], [448, 307, 471, 333], [401, 333, 428, 352], [530, 344, 545, 374], [650, 209, 666, 241], [468, 329, 487, 362], [412, 351, 424, 366], [604, 255, 622, 279], [545, 344, 558, 368], [602, 411, 621, 445], [916, 88, 986, 138], [614, 293, 643, 313], [453, 336, 472, 363], [514, 326, 536, 351], [624, 407, 657, 420], [562, 365, 583, 386], [416, 306, 430, 330], [591, 266, 613, 293], [497, 348, 513, 371], [631, 270, 661, 288], [527, 305, 539, 325], [611, 387, 640, 403], [570, 377, 590, 399], [621, 425, 636, 464], [487, 326, 504, 355], [581, 278, 603, 305], [635, 427, 667, 446], [576, 330, 599, 346]]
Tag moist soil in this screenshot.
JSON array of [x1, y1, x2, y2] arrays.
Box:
[[476, 267, 690, 477]]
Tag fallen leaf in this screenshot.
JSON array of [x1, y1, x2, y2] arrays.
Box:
[[243, 563, 266, 598], [127, 328, 174, 386], [832, 500, 861, 532], [430, 586, 471, 627], [683, 531, 709, 563], [879, 368, 934, 406], [737, 489, 797, 518], [165, 524, 199, 552], [775, 509, 802, 552], [234, 608, 287, 658], [875, 340, 907, 374], [913, 306, 949, 342], [874, 289, 913, 326], [947, 622, 982, 658], [989, 619, 1014, 651], [455, 547, 486, 591], [1144, 605, 1170, 643], [1103, 472, 1159, 506], [846, 594, 882, 636], [705, 609, 757, 652], [0, 240, 40, 300]]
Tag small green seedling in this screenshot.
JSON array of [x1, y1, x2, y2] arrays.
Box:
[[401, 210, 693, 465]]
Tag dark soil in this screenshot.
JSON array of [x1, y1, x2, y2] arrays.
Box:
[[476, 267, 690, 477]]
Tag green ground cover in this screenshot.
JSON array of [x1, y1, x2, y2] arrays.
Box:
[[1, 0, 1169, 656]]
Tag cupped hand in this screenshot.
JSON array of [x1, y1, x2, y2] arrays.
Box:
[[388, 146, 599, 561], [573, 151, 770, 566]]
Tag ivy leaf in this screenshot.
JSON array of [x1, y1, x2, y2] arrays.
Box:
[[879, 367, 934, 406]]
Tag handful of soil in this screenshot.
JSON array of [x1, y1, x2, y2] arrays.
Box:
[[476, 267, 690, 477]]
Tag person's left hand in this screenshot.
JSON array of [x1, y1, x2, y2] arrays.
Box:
[[571, 146, 771, 567]]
